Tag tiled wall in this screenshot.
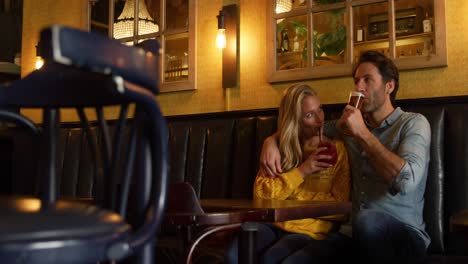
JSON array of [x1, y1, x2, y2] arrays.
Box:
[[21, 0, 87, 77], [21, 0, 468, 120], [21, 0, 88, 122]]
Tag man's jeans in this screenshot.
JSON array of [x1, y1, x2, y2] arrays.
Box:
[[353, 209, 427, 264]]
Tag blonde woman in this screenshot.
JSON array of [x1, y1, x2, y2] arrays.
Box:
[[226, 84, 350, 264]]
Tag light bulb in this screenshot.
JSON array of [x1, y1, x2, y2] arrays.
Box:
[[216, 28, 226, 49], [35, 56, 44, 69]]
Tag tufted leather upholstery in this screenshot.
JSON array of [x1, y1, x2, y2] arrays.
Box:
[[4, 96, 468, 261], [403, 99, 468, 259], [166, 112, 277, 199]]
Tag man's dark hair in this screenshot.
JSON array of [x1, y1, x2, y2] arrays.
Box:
[[353, 51, 399, 105]]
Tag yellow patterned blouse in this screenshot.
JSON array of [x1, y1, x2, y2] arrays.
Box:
[[253, 139, 350, 240]]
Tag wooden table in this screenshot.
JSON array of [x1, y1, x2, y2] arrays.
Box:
[[200, 199, 351, 222], [450, 209, 468, 237], [164, 199, 351, 227], [164, 199, 351, 264]]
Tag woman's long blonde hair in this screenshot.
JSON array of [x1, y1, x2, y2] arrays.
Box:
[[277, 84, 318, 171]]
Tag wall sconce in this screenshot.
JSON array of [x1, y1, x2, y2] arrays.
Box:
[[217, 4, 238, 88], [216, 10, 226, 49]]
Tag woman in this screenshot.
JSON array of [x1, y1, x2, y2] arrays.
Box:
[[226, 84, 350, 264]]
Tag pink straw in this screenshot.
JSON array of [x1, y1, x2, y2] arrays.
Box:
[[319, 125, 323, 143]]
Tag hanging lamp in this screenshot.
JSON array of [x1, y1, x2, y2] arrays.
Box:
[[113, 0, 159, 40], [275, 0, 292, 24], [275, 0, 292, 14]]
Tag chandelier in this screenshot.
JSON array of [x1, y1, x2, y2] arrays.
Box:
[[275, 0, 292, 14], [275, 0, 292, 24], [113, 0, 159, 40]]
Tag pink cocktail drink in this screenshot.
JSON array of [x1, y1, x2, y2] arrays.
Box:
[[317, 141, 338, 166]]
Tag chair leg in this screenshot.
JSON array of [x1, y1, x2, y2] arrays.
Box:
[[181, 225, 193, 263], [135, 241, 154, 264], [122, 240, 154, 264]]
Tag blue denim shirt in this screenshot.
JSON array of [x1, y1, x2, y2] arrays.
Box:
[[325, 107, 431, 248]]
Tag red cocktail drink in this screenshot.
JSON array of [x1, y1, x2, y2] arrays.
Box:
[[317, 141, 338, 166]]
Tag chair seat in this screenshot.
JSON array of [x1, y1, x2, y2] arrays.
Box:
[[0, 196, 131, 263], [0, 196, 130, 242]]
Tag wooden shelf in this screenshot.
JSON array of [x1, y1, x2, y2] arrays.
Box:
[[277, 51, 306, 70], [91, 20, 109, 29], [277, 51, 303, 57], [165, 67, 188, 73], [354, 32, 434, 46], [0, 62, 20, 75]]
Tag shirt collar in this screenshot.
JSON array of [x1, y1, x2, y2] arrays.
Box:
[[365, 107, 403, 129]]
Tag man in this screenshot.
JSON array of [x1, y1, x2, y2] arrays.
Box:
[[260, 51, 431, 263]]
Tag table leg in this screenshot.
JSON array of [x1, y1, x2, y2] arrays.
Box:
[[239, 222, 258, 264], [181, 225, 193, 263], [182, 225, 193, 251]]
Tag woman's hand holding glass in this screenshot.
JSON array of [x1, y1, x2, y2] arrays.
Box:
[[297, 146, 333, 178]]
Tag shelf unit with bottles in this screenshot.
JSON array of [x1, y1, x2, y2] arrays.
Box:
[[267, 0, 446, 83]]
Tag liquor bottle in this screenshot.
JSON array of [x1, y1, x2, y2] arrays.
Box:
[[423, 12, 432, 33], [356, 25, 364, 42], [282, 29, 289, 52], [293, 31, 300, 52]]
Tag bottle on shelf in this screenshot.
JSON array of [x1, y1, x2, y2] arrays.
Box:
[[422, 38, 432, 56], [293, 28, 300, 52], [423, 12, 432, 33], [282, 29, 289, 52], [356, 24, 364, 42]]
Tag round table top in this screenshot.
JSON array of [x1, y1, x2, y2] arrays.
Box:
[[450, 209, 468, 235]]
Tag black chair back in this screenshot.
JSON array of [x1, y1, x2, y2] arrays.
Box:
[[0, 25, 168, 264], [167, 182, 205, 215]]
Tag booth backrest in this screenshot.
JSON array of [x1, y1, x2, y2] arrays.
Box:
[[164, 96, 468, 257], [166, 110, 278, 199], [4, 96, 468, 258]]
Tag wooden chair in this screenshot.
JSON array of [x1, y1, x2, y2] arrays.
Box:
[[0, 25, 168, 264]]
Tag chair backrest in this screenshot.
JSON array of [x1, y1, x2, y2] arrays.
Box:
[[38, 25, 160, 93], [0, 25, 168, 259], [167, 182, 204, 214]]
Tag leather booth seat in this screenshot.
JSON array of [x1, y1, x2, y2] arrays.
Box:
[[4, 95, 468, 262], [164, 96, 468, 262]]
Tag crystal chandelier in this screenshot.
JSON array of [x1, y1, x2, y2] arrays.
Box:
[[113, 0, 159, 40], [275, 0, 291, 24], [275, 0, 292, 14]]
